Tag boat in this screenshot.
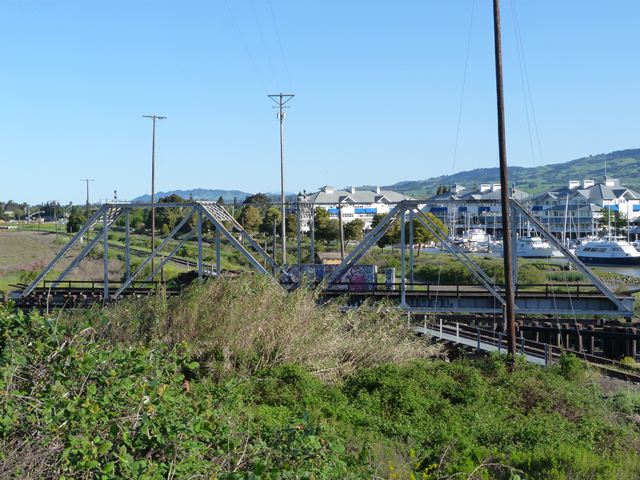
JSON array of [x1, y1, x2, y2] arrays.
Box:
[[515, 236, 562, 258], [455, 227, 491, 252], [575, 236, 640, 265], [478, 236, 561, 258]]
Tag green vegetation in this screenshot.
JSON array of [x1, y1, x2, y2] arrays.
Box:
[[384, 148, 640, 197], [2, 275, 640, 478], [66, 206, 87, 233]]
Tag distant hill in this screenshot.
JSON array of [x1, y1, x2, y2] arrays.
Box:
[[132, 189, 251, 204], [376, 148, 640, 198]]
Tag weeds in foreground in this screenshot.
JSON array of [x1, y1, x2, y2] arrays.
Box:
[[94, 274, 439, 381], [1, 275, 640, 478]]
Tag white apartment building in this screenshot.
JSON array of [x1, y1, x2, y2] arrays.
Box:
[[298, 185, 411, 231], [427, 183, 530, 236], [530, 177, 640, 237]]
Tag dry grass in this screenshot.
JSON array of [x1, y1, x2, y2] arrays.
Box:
[[98, 274, 441, 381], [0, 231, 123, 293]]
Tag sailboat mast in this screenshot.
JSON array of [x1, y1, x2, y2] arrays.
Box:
[[492, 0, 517, 358]]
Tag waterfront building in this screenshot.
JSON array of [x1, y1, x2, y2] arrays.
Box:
[[298, 185, 411, 231], [530, 177, 640, 238], [427, 183, 530, 236]]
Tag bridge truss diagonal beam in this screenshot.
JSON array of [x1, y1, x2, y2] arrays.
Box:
[[198, 202, 280, 273], [53, 208, 126, 287], [325, 202, 405, 286], [197, 205, 273, 278], [510, 198, 631, 314], [113, 207, 197, 298], [146, 229, 197, 282], [412, 207, 505, 301], [21, 205, 116, 297]]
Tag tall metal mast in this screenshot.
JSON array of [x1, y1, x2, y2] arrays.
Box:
[[268, 93, 294, 264], [492, 0, 517, 358]]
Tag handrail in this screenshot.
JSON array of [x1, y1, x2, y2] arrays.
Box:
[[431, 320, 640, 373]]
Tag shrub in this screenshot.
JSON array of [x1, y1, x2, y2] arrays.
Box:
[[559, 353, 586, 381], [2, 277, 640, 478], [97, 274, 439, 381]]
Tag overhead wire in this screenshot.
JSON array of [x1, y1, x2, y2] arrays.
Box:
[[509, 0, 536, 166], [451, 0, 476, 175], [249, 0, 280, 89], [267, 0, 294, 91], [511, 0, 545, 165], [222, 0, 269, 91]]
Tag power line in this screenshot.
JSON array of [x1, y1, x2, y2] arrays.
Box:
[[511, 1, 545, 166], [510, 0, 536, 167], [249, 0, 279, 88], [451, 0, 476, 175], [223, 0, 268, 90], [267, 0, 293, 90]]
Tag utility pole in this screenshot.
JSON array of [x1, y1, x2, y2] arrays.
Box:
[[338, 203, 345, 260], [54, 201, 58, 240], [80, 179, 95, 219], [268, 93, 294, 264], [142, 114, 167, 273], [492, 0, 517, 359]]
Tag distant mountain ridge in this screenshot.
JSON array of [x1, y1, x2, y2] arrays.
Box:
[[131, 149, 640, 203], [375, 148, 640, 198], [132, 189, 251, 204], [131, 189, 298, 204]]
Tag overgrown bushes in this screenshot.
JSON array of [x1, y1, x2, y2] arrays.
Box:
[[96, 275, 436, 381], [2, 275, 640, 478]]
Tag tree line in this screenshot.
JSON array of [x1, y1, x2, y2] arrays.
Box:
[[61, 192, 449, 250]]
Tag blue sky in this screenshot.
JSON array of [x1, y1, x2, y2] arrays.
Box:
[[1, 1, 639, 204]]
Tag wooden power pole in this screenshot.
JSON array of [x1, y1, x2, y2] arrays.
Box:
[[492, 0, 517, 359]]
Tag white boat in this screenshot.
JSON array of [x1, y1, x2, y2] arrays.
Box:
[[483, 236, 561, 258], [575, 236, 640, 266], [515, 236, 562, 258], [456, 228, 491, 252]]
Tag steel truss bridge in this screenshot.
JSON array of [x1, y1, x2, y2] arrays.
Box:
[[9, 199, 635, 320]]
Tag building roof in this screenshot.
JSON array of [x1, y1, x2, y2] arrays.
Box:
[[302, 186, 410, 204], [532, 180, 640, 204], [544, 203, 602, 213], [429, 184, 530, 202]]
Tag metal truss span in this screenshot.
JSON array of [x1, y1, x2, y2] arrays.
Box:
[[17, 199, 634, 318], [20, 201, 281, 300], [317, 199, 633, 318]]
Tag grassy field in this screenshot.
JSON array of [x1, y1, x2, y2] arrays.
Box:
[[0, 231, 126, 295]]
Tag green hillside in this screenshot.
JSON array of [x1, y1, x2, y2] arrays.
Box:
[[383, 148, 640, 198]]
